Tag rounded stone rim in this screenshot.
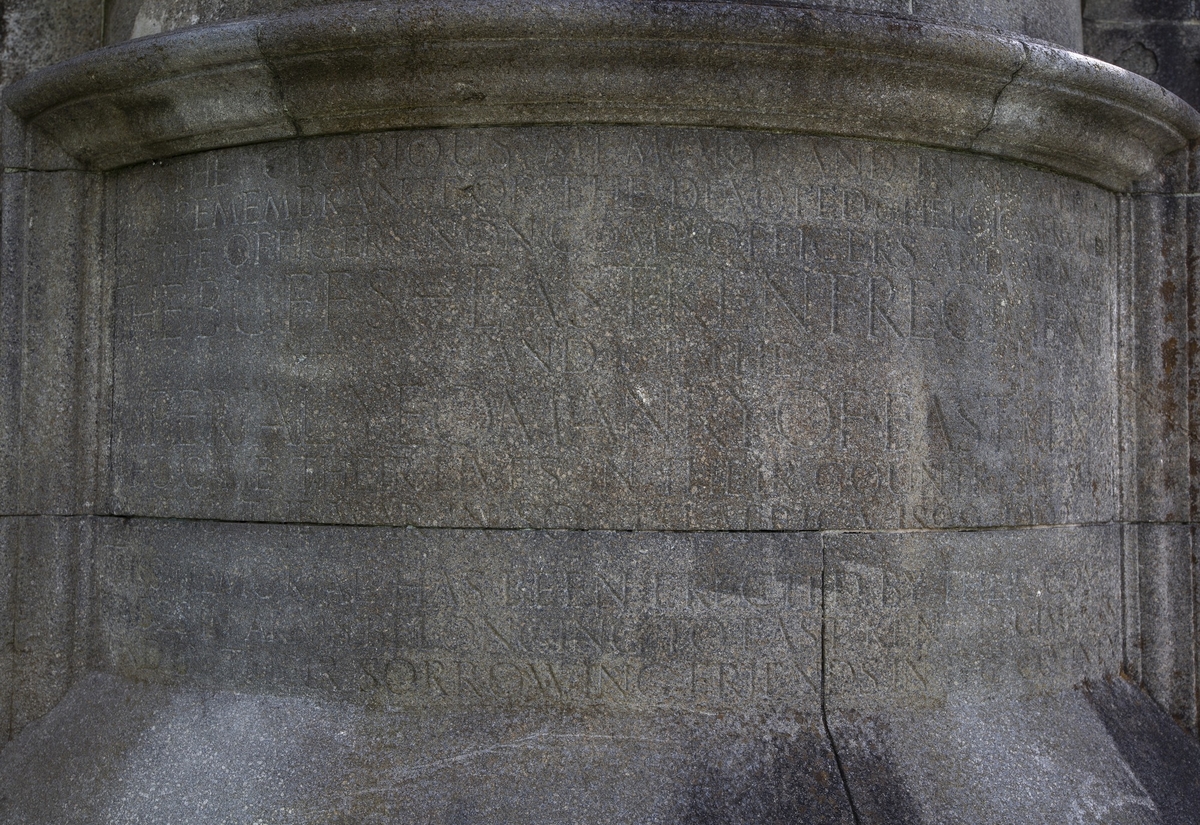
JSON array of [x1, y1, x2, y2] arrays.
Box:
[[6, 0, 1199, 188]]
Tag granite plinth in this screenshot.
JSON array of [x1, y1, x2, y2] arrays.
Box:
[[2, 672, 1196, 823], [2, 0, 1199, 820]]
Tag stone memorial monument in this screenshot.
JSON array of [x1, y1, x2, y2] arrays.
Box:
[[1, 0, 1200, 821]]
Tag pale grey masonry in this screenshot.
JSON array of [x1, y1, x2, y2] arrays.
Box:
[[106, 129, 1119, 531], [2, 1, 1200, 822]]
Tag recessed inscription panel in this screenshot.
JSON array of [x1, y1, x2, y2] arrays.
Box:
[[111, 127, 1118, 529], [825, 525, 1122, 709], [94, 520, 1120, 713], [95, 521, 823, 713]]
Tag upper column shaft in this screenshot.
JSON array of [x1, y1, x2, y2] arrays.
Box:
[[103, 0, 1084, 50]]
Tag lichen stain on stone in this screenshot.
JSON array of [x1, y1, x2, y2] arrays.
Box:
[[1160, 278, 1177, 304], [1162, 336, 1180, 377]]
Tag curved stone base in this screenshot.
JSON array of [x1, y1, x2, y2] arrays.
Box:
[[3, 0, 1199, 815]]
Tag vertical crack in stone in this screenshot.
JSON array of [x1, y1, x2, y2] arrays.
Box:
[[820, 532, 861, 825], [972, 40, 1031, 148]]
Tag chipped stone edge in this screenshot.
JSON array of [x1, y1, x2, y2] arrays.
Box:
[[2, 0, 1198, 188]]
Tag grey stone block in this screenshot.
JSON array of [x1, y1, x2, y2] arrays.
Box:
[[1192, 193, 1200, 525], [1084, 0, 1197, 21], [8, 3, 1195, 185], [0, 0, 101, 85], [94, 520, 826, 714], [1085, 20, 1200, 111], [0, 672, 855, 824], [1125, 523, 1198, 732], [0, 176, 14, 517], [825, 526, 1122, 711], [0, 104, 82, 172], [0, 519, 14, 742], [107, 127, 1120, 531], [1, 170, 105, 516], [100, 0, 1085, 49], [3, 672, 1193, 824], [1, 0, 1199, 816], [89, 518, 1125, 730], [6, 516, 94, 739], [1085, 675, 1200, 825], [832, 688, 1166, 824], [1118, 192, 1192, 524]]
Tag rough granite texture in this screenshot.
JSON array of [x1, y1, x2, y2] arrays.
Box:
[[1, 673, 1196, 823], [9, 3, 1193, 185], [2, 0, 1200, 821], [0, 0, 101, 85], [84, 520, 1118, 712], [101, 0, 1085, 49], [1084, 0, 1200, 109], [107, 127, 1121, 531]]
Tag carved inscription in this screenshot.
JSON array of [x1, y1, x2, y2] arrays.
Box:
[[95, 521, 1120, 711], [111, 127, 1118, 529], [824, 526, 1122, 707], [95, 522, 823, 713]]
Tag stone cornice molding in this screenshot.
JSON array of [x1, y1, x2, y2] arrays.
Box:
[[6, 0, 1199, 188]]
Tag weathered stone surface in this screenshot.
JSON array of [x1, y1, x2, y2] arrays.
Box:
[[0, 171, 105, 516], [1113, 177, 1199, 735], [102, 0, 1085, 50], [1085, 675, 1200, 825], [92, 519, 1121, 718], [1123, 523, 1199, 731], [9, 3, 1195, 186], [0, 672, 855, 824], [1191, 190, 1200, 526], [95, 520, 825, 714], [3, 0, 1200, 817], [109, 127, 1119, 531], [832, 688, 1167, 824], [825, 526, 1121, 710], [1119, 191, 1191, 525], [4, 672, 1195, 824], [0, 520, 14, 742], [1084, 0, 1196, 16], [1084, 1, 1200, 110], [1, 517, 95, 739], [0, 0, 101, 85]]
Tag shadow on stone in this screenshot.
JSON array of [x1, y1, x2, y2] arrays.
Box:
[[1084, 677, 1200, 825], [825, 712, 923, 825], [673, 721, 853, 824], [0, 674, 859, 824], [830, 689, 1169, 824]]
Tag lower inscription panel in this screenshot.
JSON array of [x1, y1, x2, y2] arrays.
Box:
[[825, 526, 1121, 709], [96, 522, 825, 713], [93, 521, 1119, 713]]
